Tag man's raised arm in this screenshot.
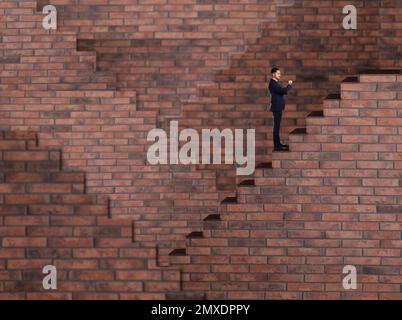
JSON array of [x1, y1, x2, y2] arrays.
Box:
[[270, 80, 293, 95]]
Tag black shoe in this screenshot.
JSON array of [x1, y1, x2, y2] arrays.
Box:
[[273, 146, 289, 152], [280, 144, 289, 149]]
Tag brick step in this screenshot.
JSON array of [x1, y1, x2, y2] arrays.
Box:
[[169, 248, 190, 265], [5, 145, 62, 155], [19, 203, 109, 216], [0, 149, 61, 161], [0, 140, 35, 151], [0, 55, 21, 64], [359, 69, 401, 83], [270, 126, 306, 157], [169, 248, 187, 256], [304, 111, 331, 134], [307, 111, 324, 118], [37, 226, 130, 239], [324, 93, 341, 101], [5, 89, 135, 99], [0, 204, 111, 219], [342, 76, 359, 83], [0, 182, 85, 194], [359, 69, 401, 74], [203, 214, 221, 221], [0, 134, 147, 293], [341, 83, 378, 100], [2, 194, 108, 207], [0, 161, 60, 173], [221, 197, 238, 204], [3, 172, 83, 184], [0, 160, 63, 173], [289, 127, 307, 135], [0, 131, 37, 140], [186, 231, 204, 239], [272, 151, 310, 170], [341, 81, 378, 93], [305, 115, 338, 133]]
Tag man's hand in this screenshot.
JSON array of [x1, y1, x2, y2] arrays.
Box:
[[288, 80, 293, 85]]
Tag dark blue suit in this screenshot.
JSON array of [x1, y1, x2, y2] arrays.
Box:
[[268, 79, 292, 148], [269, 78, 292, 112]]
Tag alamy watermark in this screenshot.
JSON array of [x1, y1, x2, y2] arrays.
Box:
[[42, 5, 57, 30], [40, 4, 356, 31], [42, 265, 57, 290], [342, 265, 357, 290], [343, 5, 357, 30], [147, 121, 255, 176]]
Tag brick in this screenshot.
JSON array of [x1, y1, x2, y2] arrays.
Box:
[[2, 237, 46, 248], [116, 271, 161, 281]]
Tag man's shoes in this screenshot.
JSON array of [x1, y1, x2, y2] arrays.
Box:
[[273, 146, 289, 152], [273, 143, 289, 152]]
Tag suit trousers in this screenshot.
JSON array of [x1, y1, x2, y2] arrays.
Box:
[[272, 110, 283, 148]]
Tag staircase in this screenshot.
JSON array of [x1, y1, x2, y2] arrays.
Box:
[[1, 0, 181, 299], [167, 70, 402, 300], [0, 130, 180, 299]]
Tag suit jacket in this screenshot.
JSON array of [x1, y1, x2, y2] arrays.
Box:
[[269, 78, 292, 112]]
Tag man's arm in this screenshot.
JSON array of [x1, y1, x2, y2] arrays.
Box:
[[270, 80, 292, 95]]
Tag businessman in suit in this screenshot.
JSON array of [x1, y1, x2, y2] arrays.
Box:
[[269, 67, 293, 152]]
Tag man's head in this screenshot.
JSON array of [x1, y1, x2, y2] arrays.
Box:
[[271, 67, 281, 80]]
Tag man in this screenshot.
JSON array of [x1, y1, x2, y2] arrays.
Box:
[[269, 67, 293, 152]]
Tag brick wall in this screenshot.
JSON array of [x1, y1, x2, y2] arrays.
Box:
[[0, 0, 401, 299], [0, 131, 180, 299]]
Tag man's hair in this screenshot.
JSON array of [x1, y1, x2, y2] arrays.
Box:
[[271, 67, 280, 74]]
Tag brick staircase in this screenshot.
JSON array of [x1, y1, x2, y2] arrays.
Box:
[[153, 0, 402, 268], [30, 0, 298, 268], [167, 70, 402, 300], [0, 130, 180, 299], [1, 0, 182, 299], [0, 1, 117, 92]]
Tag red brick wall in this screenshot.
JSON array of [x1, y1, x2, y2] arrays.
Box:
[[0, 0, 401, 299]]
